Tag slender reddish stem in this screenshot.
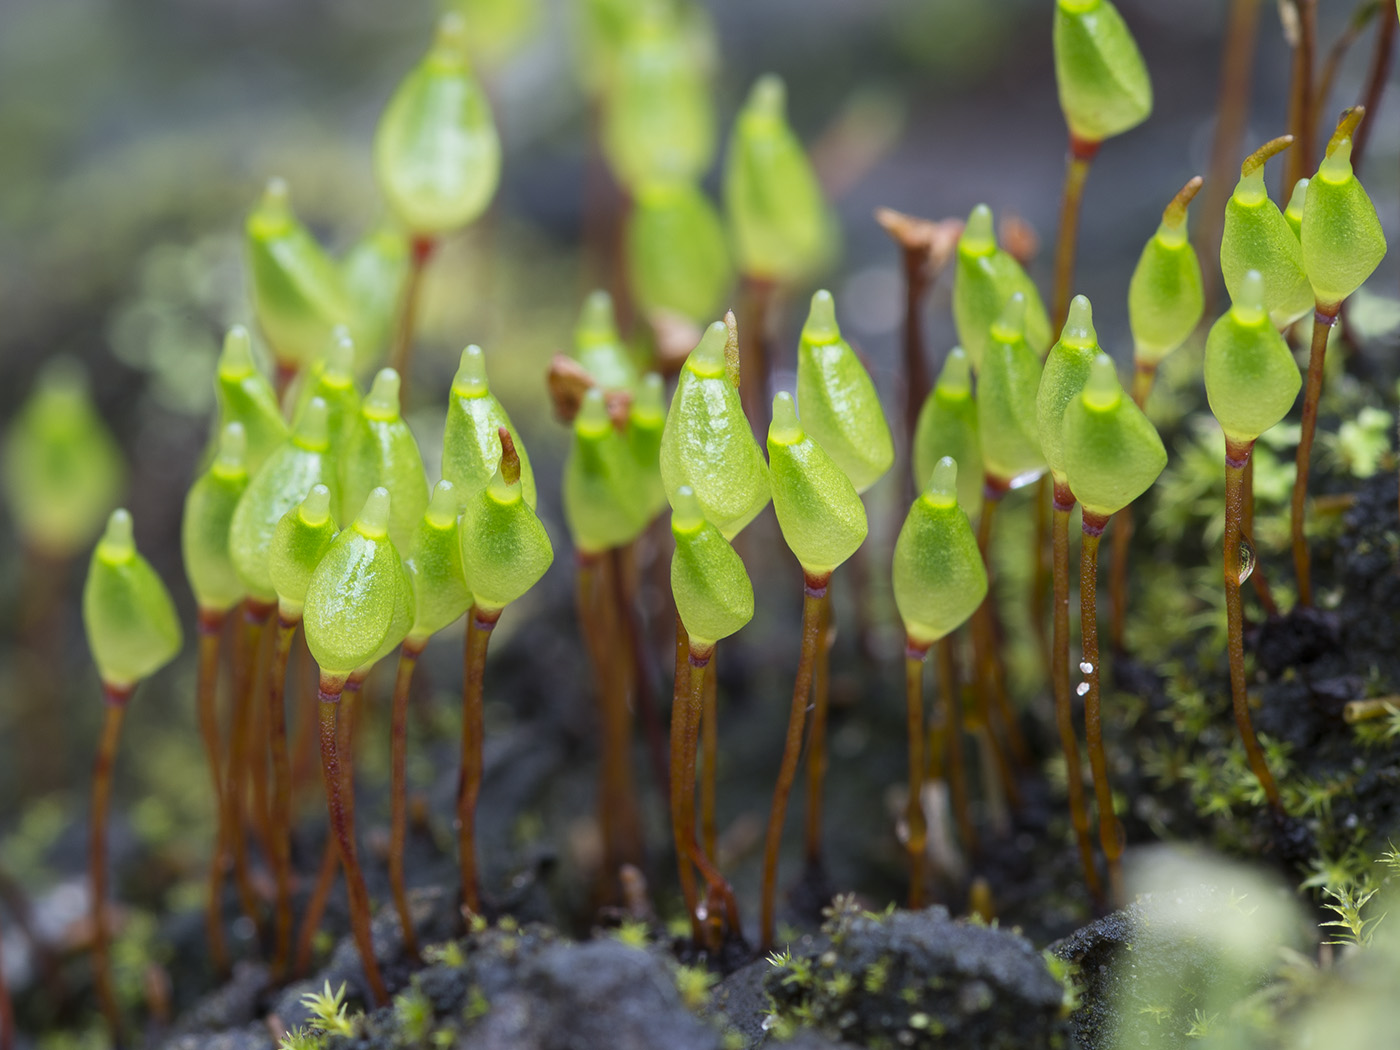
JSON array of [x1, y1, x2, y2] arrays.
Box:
[[603, 548, 644, 874], [973, 486, 1030, 769], [459, 607, 498, 916], [245, 606, 276, 869], [701, 650, 718, 865], [904, 646, 928, 908], [760, 573, 829, 952], [1031, 476, 1053, 678], [1051, 138, 1100, 331], [90, 689, 129, 1046], [1283, 0, 1318, 196], [670, 616, 702, 942], [1241, 455, 1281, 617], [615, 542, 671, 808], [900, 243, 933, 506], [195, 611, 230, 975], [1080, 514, 1124, 905], [388, 235, 438, 401], [935, 637, 975, 855], [266, 617, 298, 977], [225, 605, 264, 930], [803, 588, 833, 870], [682, 642, 736, 950], [1109, 370, 1158, 652], [389, 639, 423, 962], [1292, 307, 1338, 607], [739, 274, 777, 433]]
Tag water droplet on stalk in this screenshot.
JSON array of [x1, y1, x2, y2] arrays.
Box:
[[1079, 660, 1094, 675], [1237, 535, 1255, 584], [1076, 682, 1090, 697]]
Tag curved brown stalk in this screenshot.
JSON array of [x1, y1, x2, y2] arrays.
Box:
[[680, 642, 738, 951], [224, 604, 264, 930], [289, 632, 320, 804], [904, 644, 929, 908], [802, 591, 833, 872], [1283, 0, 1318, 196], [615, 542, 671, 808], [670, 617, 702, 942], [973, 484, 1030, 770], [1226, 440, 1285, 811], [317, 674, 388, 1005], [1051, 136, 1101, 331], [459, 607, 499, 917], [936, 638, 975, 855], [1052, 483, 1103, 903], [389, 639, 424, 962], [702, 651, 718, 864], [195, 610, 230, 976], [1080, 513, 1124, 905], [1291, 306, 1339, 606], [602, 548, 644, 873], [266, 617, 299, 977], [759, 572, 829, 952], [739, 275, 777, 432], [90, 687, 130, 1047], [246, 606, 276, 869], [388, 235, 438, 401]]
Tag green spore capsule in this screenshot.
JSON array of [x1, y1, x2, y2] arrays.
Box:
[[342, 226, 410, 373], [601, 7, 715, 189], [303, 488, 414, 679], [1036, 295, 1101, 485], [268, 483, 338, 621], [795, 290, 893, 494], [627, 373, 667, 522], [723, 75, 830, 282], [1220, 136, 1313, 328], [564, 388, 650, 554], [573, 290, 638, 393], [230, 397, 339, 605], [767, 392, 868, 578], [374, 13, 501, 235], [214, 326, 287, 474], [1284, 178, 1308, 239], [891, 458, 988, 650], [912, 348, 983, 518], [1128, 176, 1205, 365], [1062, 354, 1167, 518], [627, 181, 732, 322], [245, 178, 352, 373], [670, 485, 754, 649], [292, 328, 362, 451], [952, 205, 1053, 367], [459, 431, 554, 613], [1204, 271, 1302, 445], [659, 321, 771, 539], [1302, 108, 1387, 311], [4, 358, 125, 559], [976, 294, 1046, 487], [442, 345, 537, 508], [182, 423, 250, 615], [340, 369, 429, 549], [83, 509, 183, 692], [404, 480, 472, 644], [1053, 0, 1153, 145]]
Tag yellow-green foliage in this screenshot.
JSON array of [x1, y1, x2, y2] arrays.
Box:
[[563, 389, 650, 554], [952, 204, 1052, 366], [268, 484, 338, 622], [442, 345, 538, 509], [340, 368, 429, 550], [1204, 271, 1302, 446], [670, 485, 754, 649], [1063, 354, 1167, 518], [1052, 0, 1152, 144], [1128, 182, 1205, 365], [214, 326, 288, 474], [976, 293, 1045, 487], [1036, 294, 1101, 485], [1301, 116, 1386, 310], [84, 510, 183, 691], [183, 423, 250, 614], [459, 455, 553, 613], [405, 480, 473, 644], [913, 348, 982, 518]]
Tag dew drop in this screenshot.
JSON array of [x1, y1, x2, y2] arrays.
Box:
[[1236, 535, 1255, 584], [1076, 682, 1090, 697], [1079, 661, 1094, 675]]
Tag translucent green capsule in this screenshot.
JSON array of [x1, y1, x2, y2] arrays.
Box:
[[268, 484, 338, 621], [1036, 295, 1101, 485], [182, 423, 249, 614], [670, 485, 754, 650], [1221, 137, 1312, 328], [245, 179, 352, 373], [573, 290, 638, 393], [952, 205, 1053, 367], [404, 480, 472, 645], [891, 458, 987, 650], [659, 321, 771, 539], [601, 6, 715, 189], [1128, 177, 1205, 365], [304, 489, 414, 679], [444, 0, 540, 69], [912, 348, 982, 519], [723, 75, 829, 282], [1302, 110, 1387, 311], [795, 290, 893, 494], [342, 225, 410, 373], [214, 326, 287, 475], [340, 369, 429, 550], [292, 328, 362, 451], [1063, 354, 1167, 518], [373, 13, 501, 235], [4, 358, 125, 558], [442, 345, 537, 509], [627, 181, 732, 322], [564, 389, 650, 554], [1204, 271, 1302, 445], [1052, 0, 1153, 145], [229, 397, 339, 605], [1284, 178, 1308, 239], [627, 373, 667, 522], [977, 295, 1046, 487], [459, 439, 554, 613], [83, 510, 183, 691], [767, 393, 868, 578]]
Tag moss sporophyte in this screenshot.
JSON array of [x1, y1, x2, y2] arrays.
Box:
[[913, 347, 982, 519], [443, 344, 538, 510], [1220, 135, 1311, 330], [215, 326, 288, 474], [953, 205, 1053, 368]]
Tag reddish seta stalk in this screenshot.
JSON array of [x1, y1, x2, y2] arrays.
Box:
[[459, 607, 500, 917], [904, 641, 930, 908], [389, 639, 424, 962], [1051, 135, 1101, 331], [266, 616, 299, 977], [1291, 306, 1339, 607], [194, 609, 230, 976], [90, 684, 131, 1047], [669, 617, 703, 942], [802, 593, 833, 875], [388, 235, 438, 399], [1079, 512, 1124, 905]]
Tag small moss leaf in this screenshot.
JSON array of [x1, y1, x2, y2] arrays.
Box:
[[268, 484, 338, 621], [1220, 136, 1313, 328], [670, 485, 755, 650], [767, 392, 868, 577], [459, 432, 554, 613], [404, 480, 472, 644], [183, 423, 250, 614], [627, 373, 668, 523], [564, 388, 650, 555], [245, 179, 353, 373], [659, 321, 771, 539], [341, 226, 410, 372], [340, 368, 429, 549], [913, 348, 983, 518], [795, 290, 894, 494], [304, 488, 415, 678], [84, 510, 183, 692], [1053, 0, 1153, 145], [977, 294, 1047, 487], [892, 458, 988, 650], [1128, 176, 1205, 365], [952, 204, 1053, 367], [1301, 108, 1387, 311], [1036, 295, 1101, 485], [1063, 354, 1167, 517], [723, 75, 830, 282], [442, 345, 538, 509], [572, 291, 638, 394], [628, 181, 733, 323], [1204, 271, 1303, 445], [373, 13, 501, 235], [214, 326, 288, 475]]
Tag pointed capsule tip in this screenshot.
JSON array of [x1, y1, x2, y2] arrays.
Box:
[[671, 485, 704, 532], [216, 422, 247, 471], [1061, 295, 1097, 348], [1083, 354, 1122, 411], [1326, 107, 1365, 159], [1162, 175, 1204, 230], [365, 368, 402, 419], [1286, 178, 1310, 217], [301, 484, 332, 527], [962, 204, 995, 252], [803, 290, 841, 344], [637, 372, 664, 411], [577, 387, 610, 432], [453, 345, 489, 396], [101, 508, 135, 556], [937, 347, 971, 396], [689, 322, 729, 376], [992, 292, 1027, 341], [749, 75, 786, 118], [768, 391, 803, 444], [1232, 269, 1268, 323], [295, 397, 330, 448], [260, 177, 290, 213], [219, 326, 254, 376], [326, 327, 355, 379], [577, 290, 617, 344], [1319, 135, 1354, 181], [926, 458, 958, 508], [433, 10, 470, 57], [426, 480, 458, 526], [355, 487, 392, 538]]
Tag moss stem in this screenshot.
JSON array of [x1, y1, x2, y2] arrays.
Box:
[[602, 548, 645, 877], [388, 235, 438, 401], [973, 484, 1030, 770], [459, 606, 499, 916], [935, 637, 975, 855], [1051, 137, 1100, 332], [684, 644, 739, 950], [225, 603, 265, 932], [1291, 306, 1338, 607], [195, 610, 230, 976], [739, 274, 777, 433], [1031, 475, 1053, 679], [615, 541, 671, 809], [1241, 454, 1280, 616], [90, 688, 129, 1047], [701, 650, 719, 865], [904, 644, 928, 908], [1282, 0, 1318, 197], [670, 616, 703, 942], [1080, 513, 1124, 905], [266, 617, 299, 978], [802, 587, 833, 871], [389, 639, 424, 962]]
